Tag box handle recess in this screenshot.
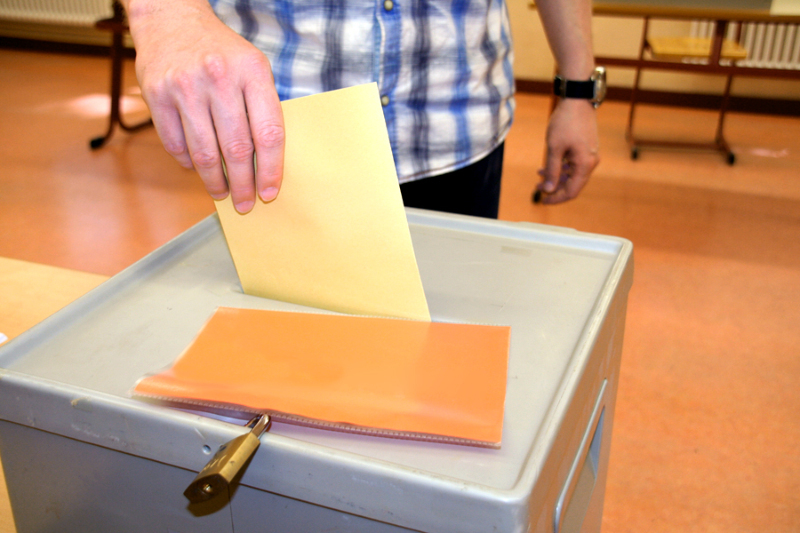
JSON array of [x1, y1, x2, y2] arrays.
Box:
[[554, 379, 607, 533]]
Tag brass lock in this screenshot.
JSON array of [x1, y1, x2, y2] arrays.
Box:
[[184, 414, 271, 504]]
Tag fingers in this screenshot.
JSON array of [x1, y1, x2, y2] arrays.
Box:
[[539, 145, 563, 196], [535, 149, 599, 205], [134, 18, 283, 214], [143, 59, 236, 205], [562, 148, 598, 200], [188, 54, 284, 213], [535, 99, 600, 205], [146, 89, 195, 171], [204, 55, 257, 213], [243, 68, 285, 204]]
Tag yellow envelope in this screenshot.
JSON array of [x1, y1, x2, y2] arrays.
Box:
[[215, 83, 430, 321]]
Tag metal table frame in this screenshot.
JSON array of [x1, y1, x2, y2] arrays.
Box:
[[591, 1, 800, 163]]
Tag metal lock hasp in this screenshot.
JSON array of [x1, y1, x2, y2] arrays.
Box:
[[184, 414, 271, 504]]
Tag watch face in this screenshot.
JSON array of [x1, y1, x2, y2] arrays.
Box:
[[592, 66, 607, 107]]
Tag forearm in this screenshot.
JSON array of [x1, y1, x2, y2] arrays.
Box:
[[532, 0, 600, 204], [535, 0, 595, 79]]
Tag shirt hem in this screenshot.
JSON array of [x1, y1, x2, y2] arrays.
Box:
[[397, 120, 514, 185]]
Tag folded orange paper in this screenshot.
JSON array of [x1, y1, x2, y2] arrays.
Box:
[[134, 307, 510, 447]]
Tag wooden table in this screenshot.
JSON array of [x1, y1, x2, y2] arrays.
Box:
[[588, 0, 800, 161], [0, 258, 108, 533], [594, 0, 800, 26]]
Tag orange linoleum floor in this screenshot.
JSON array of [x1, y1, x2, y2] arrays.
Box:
[[1, 48, 799, 532]]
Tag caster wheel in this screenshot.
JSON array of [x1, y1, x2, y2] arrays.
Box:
[[727, 152, 736, 165], [631, 147, 639, 160]]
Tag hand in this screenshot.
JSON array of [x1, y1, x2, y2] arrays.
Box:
[[128, 0, 284, 213], [535, 98, 599, 204]]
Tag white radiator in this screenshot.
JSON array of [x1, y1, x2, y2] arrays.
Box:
[[691, 19, 800, 69], [0, 0, 112, 26]]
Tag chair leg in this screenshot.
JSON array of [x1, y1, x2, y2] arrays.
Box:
[[715, 73, 736, 165], [627, 16, 650, 161], [90, 1, 152, 150]]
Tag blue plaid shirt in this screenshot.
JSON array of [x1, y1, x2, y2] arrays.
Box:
[[212, 0, 515, 183]]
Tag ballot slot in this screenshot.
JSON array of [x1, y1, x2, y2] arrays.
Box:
[[554, 379, 607, 533], [184, 413, 272, 504]]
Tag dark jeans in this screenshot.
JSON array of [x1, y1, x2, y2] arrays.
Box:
[[400, 143, 504, 219]]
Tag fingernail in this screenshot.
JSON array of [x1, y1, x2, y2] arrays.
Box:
[[234, 199, 255, 214], [260, 187, 279, 203]]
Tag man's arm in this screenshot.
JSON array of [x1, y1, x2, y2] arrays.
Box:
[[122, 0, 284, 213], [534, 0, 600, 204]]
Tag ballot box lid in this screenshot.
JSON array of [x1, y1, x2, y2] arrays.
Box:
[[0, 210, 632, 532]]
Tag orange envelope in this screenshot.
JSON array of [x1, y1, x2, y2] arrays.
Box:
[[134, 307, 510, 447]]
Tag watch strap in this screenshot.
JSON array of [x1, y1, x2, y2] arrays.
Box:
[[553, 76, 595, 99]]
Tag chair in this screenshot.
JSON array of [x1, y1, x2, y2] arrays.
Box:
[[627, 17, 748, 165]]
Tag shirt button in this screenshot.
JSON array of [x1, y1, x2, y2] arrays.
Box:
[[384, 0, 394, 11], [380, 95, 390, 106]]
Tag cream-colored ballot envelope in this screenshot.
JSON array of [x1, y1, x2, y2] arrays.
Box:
[[215, 83, 430, 321]]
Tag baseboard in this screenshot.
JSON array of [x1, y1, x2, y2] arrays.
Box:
[[515, 79, 800, 117]]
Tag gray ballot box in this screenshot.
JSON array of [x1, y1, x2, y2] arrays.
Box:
[[0, 210, 632, 533]]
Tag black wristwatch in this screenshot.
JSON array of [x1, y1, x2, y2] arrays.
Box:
[[553, 66, 607, 108]]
